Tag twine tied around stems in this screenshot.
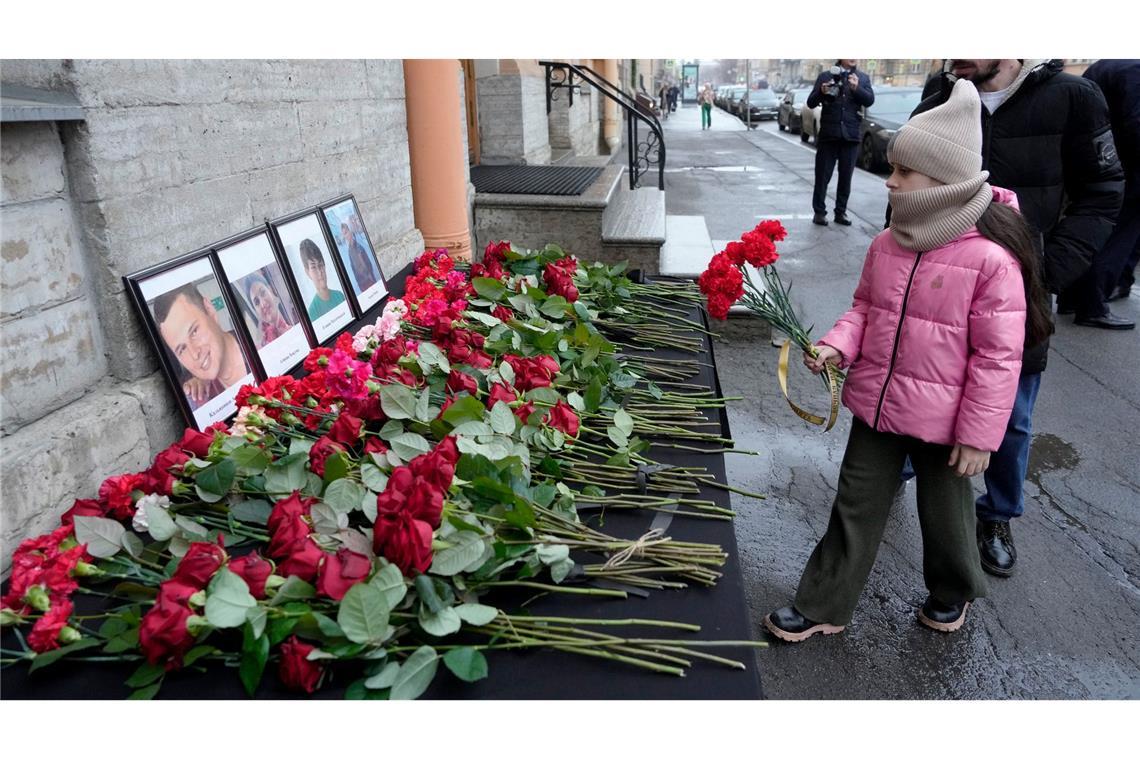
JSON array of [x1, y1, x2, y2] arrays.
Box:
[[602, 528, 671, 570]]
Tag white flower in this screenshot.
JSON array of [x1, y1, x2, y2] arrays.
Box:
[[133, 494, 171, 532], [231, 405, 267, 437], [382, 299, 409, 320]]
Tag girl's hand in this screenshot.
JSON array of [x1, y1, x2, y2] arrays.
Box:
[[803, 344, 841, 375], [948, 444, 991, 477]]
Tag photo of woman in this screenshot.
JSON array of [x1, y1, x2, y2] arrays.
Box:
[[237, 268, 300, 349], [322, 196, 388, 311]]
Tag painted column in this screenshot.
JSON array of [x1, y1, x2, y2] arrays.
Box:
[[404, 59, 473, 260], [603, 59, 620, 154]]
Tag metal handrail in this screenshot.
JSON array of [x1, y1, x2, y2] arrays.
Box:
[[539, 61, 665, 191]]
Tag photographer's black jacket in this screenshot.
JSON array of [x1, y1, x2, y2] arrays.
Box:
[[913, 60, 1125, 374], [807, 68, 875, 142]]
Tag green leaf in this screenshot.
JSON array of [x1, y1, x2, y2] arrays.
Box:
[[647, 381, 664, 400], [488, 401, 517, 435], [205, 568, 257, 628], [247, 607, 267, 640], [141, 502, 177, 541], [230, 499, 272, 526], [465, 310, 502, 327], [390, 645, 439, 700], [415, 386, 432, 422], [550, 557, 575, 583], [311, 612, 345, 639], [267, 617, 299, 646], [584, 376, 603, 412], [369, 563, 407, 608], [323, 479, 365, 515], [390, 432, 431, 461], [361, 463, 389, 492], [613, 408, 635, 437], [183, 645, 217, 667], [311, 502, 342, 535], [441, 394, 486, 427], [539, 295, 569, 318], [609, 370, 638, 389], [28, 638, 101, 672], [121, 532, 145, 559], [455, 603, 498, 626], [321, 451, 349, 484], [380, 383, 419, 420], [472, 277, 507, 301], [231, 445, 271, 475], [128, 682, 163, 700], [239, 627, 270, 698], [566, 392, 585, 412], [364, 661, 401, 689], [416, 342, 451, 374], [195, 459, 236, 502], [73, 516, 126, 559], [418, 605, 461, 637], [443, 647, 488, 683], [264, 452, 308, 496], [498, 359, 516, 385], [451, 420, 494, 437], [536, 543, 570, 565], [268, 576, 316, 606], [429, 533, 487, 576], [413, 574, 453, 614], [337, 583, 391, 644], [607, 426, 630, 448], [175, 516, 209, 539]]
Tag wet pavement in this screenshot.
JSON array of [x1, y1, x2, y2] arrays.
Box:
[[660, 102, 1140, 698]]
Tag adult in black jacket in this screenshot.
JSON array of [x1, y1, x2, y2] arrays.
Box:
[[903, 59, 1124, 577], [1082, 59, 1140, 306], [806, 59, 874, 226]]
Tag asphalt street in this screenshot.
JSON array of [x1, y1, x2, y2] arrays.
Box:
[[660, 101, 1140, 698]]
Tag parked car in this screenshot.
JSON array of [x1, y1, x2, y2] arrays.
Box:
[[724, 86, 748, 115], [739, 88, 780, 125], [799, 97, 823, 144], [857, 86, 924, 172], [714, 85, 733, 109], [777, 87, 815, 134]]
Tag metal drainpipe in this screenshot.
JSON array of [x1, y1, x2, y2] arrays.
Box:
[[403, 59, 473, 261]]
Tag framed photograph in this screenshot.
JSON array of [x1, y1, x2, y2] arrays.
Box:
[[269, 209, 356, 344], [213, 227, 313, 377], [320, 194, 388, 313], [125, 251, 257, 431]]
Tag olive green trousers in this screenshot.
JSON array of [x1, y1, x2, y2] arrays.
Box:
[[794, 418, 988, 626]]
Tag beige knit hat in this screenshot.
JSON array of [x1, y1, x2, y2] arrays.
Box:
[[887, 78, 984, 184]]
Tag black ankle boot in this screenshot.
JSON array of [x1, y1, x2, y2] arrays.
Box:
[[977, 520, 1016, 577], [917, 596, 971, 632], [763, 605, 845, 643]]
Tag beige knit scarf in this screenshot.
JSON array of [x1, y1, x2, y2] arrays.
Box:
[[889, 173, 992, 252]]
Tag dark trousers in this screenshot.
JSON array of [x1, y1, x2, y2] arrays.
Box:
[[794, 418, 988, 626], [812, 138, 859, 216], [1067, 194, 1140, 317]]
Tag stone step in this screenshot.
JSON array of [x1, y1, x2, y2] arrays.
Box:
[[600, 180, 666, 275]]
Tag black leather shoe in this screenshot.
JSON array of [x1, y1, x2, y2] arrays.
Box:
[[978, 519, 1016, 577], [812, 213, 829, 226], [834, 213, 852, 226], [1074, 311, 1135, 330], [1107, 284, 1131, 302], [763, 605, 845, 643], [917, 596, 971, 632]]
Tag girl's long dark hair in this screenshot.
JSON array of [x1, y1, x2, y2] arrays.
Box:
[[976, 201, 1053, 348]]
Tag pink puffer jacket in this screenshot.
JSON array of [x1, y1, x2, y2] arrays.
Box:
[[820, 186, 1026, 452]]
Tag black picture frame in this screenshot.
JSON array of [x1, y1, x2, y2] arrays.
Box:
[[212, 225, 314, 378], [267, 207, 359, 346], [318, 193, 389, 314], [124, 249, 259, 431]]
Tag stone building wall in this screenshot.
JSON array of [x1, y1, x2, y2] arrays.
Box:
[[0, 59, 425, 566]]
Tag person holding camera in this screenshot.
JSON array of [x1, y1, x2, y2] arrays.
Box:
[[807, 59, 875, 226]]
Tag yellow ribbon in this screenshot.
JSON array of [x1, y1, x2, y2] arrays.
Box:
[[777, 339, 842, 432]]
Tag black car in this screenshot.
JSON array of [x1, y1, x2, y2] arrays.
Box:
[[739, 88, 780, 125], [724, 86, 749, 115], [777, 87, 815, 134], [857, 87, 925, 172]]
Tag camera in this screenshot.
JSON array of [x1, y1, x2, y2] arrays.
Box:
[[822, 66, 853, 100]]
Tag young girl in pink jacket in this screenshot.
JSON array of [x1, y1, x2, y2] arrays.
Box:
[[765, 79, 1053, 642]]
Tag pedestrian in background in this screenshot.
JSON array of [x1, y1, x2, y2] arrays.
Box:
[[698, 84, 714, 130], [907, 60, 1123, 579], [807, 59, 874, 226], [1080, 59, 1140, 309], [765, 80, 1052, 642], [669, 84, 680, 112]]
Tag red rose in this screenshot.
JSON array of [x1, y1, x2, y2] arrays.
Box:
[[316, 548, 373, 601], [406, 485, 445, 528], [177, 424, 225, 459], [98, 473, 143, 521], [409, 437, 459, 501], [308, 436, 345, 478], [515, 401, 536, 425], [372, 507, 433, 576], [278, 636, 324, 694], [364, 437, 389, 457], [139, 580, 198, 670], [327, 413, 364, 447], [491, 305, 513, 322], [229, 552, 273, 599], [173, 540, 227, 589], [375, 466, 414, 515], [487, 382, 517, 407], [267, 493, 314, 560], [445, 369, 479, 396], [276, 536, 324, 582], [142, 444, 191, 495], [61, 498, 105, 526], [544, 401, 581, 437], [27, 597, 74, 653]]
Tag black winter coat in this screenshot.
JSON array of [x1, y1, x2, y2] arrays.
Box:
[[910, 60, 1125, 374], [807, 68, 874, 142], [1083, 59, 1140, 198]]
